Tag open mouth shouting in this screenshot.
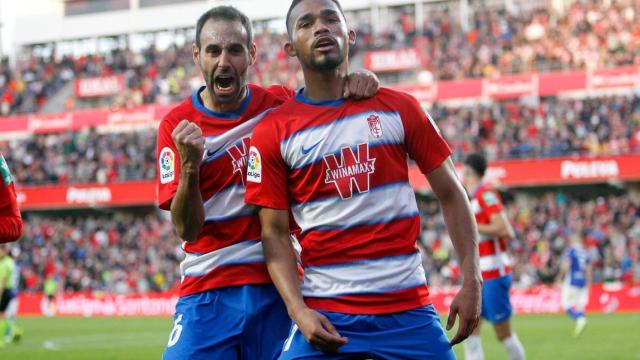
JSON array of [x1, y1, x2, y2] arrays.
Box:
[[313, 36, 338, 52], [213, 73, 237, 96]]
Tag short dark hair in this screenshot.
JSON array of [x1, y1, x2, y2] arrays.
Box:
[[195, 6, 253, 48], [286, 0, 345, 35], [464, 153, 487, 178]]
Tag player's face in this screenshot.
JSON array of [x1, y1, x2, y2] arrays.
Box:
[[461, 165, 473, 189], [286, 0, 355, 71], [193, 19, 256, 104]]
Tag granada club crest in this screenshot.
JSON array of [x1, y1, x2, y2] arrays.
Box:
[[323, 143, 376, 199], [367, 114, 383, 139]]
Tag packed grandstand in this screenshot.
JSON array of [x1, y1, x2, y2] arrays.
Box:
[[0, 0, 638, 302]]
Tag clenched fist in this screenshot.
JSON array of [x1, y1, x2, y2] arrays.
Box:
[[172, 120, 205, 173]]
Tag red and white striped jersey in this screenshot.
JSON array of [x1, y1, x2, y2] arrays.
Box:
[[156, 84, 292, 297], [471, 184, 512, 280], [244, 88, 452, 314]]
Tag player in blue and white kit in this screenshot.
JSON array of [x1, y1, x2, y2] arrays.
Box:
[[557, 235, 592, 337]]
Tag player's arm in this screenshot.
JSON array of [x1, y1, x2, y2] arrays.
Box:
[[259, 208, 348, 353], [477, 211, 515, 240], [401, 93, 481, 345], [0, 212, 23, 243], [169, 120, 205, 242], [427, 159, 482, 345], [556, 255, 570, 286], [0, 156, 23, 243]]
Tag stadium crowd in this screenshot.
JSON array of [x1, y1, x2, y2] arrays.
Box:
[[7, 192, 638, 295], [0, 0, 639, 115], [0, 93, 638, 186], [1, 128, 157, 185], [419, 192, 640, 287], [436, 94, 640, 162], [13, 212, 181, 294]]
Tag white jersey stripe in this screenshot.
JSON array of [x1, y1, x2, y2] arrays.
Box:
[[292, 182, 418, 232], [202, 109, 270, 163], [181, 240, 264, 278], [301, 252, 426, 297], [479, 252, 511, 273], [281, 111, 405, 170], [203, 184, 257, 222]]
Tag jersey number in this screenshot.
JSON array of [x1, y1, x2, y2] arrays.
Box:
[[167, 314, 183, 347]]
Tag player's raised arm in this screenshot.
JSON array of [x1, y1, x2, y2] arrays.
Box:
[[169, 120, 205, 242], [427, 159, 483, 345], [258, 208, 348, 353]]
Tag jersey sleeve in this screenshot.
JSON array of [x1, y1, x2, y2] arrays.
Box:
[[400, 94, 452, 174], [266, 85, 296, 103], [244, 116, 290, 210], [0, 155, 23, 243], [479, 188, 504, 217], [156, 118, 180, 210]]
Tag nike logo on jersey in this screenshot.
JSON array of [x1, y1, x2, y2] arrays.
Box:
[[302, 140, 322, 155]]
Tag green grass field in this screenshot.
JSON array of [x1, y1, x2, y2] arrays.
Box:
[[0, 313, 639, 359]]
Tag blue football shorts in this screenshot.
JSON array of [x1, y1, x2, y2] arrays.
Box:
[[279, 304, 455, 360], [162, 284, 291, 360], [481, 274, 513, 324]]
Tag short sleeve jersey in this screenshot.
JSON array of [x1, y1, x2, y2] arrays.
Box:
[[156, 84, 292, 297], [245, 88, 451, 314], [566, 246, 590, 288], [0, 154, 22, 243], [0, 256, 15, 290], [471, 184, 512, 280]]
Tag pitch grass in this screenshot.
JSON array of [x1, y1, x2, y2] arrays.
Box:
[[0, 313, 638, 359]]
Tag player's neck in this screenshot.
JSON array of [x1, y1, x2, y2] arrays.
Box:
[[201, 86, 247, 113], [301, 63, 348, 101]]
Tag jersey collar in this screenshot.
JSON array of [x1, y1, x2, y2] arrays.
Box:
[[294, 88, 344, 107], [191, 85, 251, 119]]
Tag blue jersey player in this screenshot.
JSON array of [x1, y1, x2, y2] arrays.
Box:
[[557, 235, 592, 337]]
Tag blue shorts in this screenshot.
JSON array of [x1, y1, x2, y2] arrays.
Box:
[[279, 304, 455, 360], [482, 274, 513, 324], [162, 284, 290, 360]]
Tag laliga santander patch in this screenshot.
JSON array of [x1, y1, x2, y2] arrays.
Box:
[[482, 191, 499, 206], [159, 147, 176, 184], [247, 146, 262, 183]]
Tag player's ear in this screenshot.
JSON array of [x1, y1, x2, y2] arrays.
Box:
[[192, 43, 200, 66], [284, 41, 297, 58], [249, 42, 257, 66], [348, 29, 356, 46]]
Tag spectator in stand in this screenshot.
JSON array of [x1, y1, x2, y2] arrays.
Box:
[[419, 192, 640, 287], [15, 212, 181, 294], [1, 0, 639, 114], [1, 128, 157, 185]]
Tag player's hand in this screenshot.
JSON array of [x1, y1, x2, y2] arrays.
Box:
[[291, 306, 348, 353], [343, 70, 379, 99], [447, 279, 482, 346], [171, 120, 205, 172]]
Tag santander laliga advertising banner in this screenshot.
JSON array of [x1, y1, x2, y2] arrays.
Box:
[[15, 284, 640, 316]]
